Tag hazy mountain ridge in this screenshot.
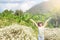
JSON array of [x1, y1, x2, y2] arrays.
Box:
[[27, 0, 60, 14]]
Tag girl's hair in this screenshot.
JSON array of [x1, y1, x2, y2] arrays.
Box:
[[37, 22, 43, 27]]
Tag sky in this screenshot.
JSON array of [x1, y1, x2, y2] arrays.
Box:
[[0, 0, 48, 12]]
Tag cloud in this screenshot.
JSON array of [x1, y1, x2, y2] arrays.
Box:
[[0, 3, 19, 11], [0, 0, 48, 12], [0, 0, 37, 12], [0, 0, 22, 2], [20, 0, 37, 12]]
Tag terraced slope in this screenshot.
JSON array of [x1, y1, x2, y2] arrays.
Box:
[[0, 24, 60, 40], [0, 24, 37, 40], [45, 28, 60, 40]]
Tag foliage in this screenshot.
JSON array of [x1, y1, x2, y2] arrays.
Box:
[[0, 9, 57, 28]]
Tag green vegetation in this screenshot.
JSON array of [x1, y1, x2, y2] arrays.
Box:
[[0, 9, 60, 29], [0, 9, 60, 39]]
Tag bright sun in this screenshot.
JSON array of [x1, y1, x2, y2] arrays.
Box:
[[49, 0, 60, 12]]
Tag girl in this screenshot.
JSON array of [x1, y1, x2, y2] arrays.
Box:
[[30, 17, 51, 40]]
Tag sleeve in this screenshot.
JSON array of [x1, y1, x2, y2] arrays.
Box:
[[30, 19, 38, 27]]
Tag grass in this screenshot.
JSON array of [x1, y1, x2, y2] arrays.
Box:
[[0, 23, 60, 40], [0, 24, 37, 40], [45, 28, 60, 40]]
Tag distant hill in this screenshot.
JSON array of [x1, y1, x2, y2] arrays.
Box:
[[27, 0, 60, 14]]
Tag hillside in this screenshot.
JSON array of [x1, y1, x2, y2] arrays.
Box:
[[0, 24, 60, 40], [27, 0, 60, 14], [45, 28, 60, 40], [0, 24, 37, 40]]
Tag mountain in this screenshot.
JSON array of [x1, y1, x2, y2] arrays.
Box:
[[27, 0, 60, 14]]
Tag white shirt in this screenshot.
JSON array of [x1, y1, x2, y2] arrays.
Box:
[[38, 27, 44, 36]]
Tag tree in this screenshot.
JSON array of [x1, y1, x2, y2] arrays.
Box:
[[2, 9, 13, 16], [50, 7, 60, 28], [15, 10, 23, 17]]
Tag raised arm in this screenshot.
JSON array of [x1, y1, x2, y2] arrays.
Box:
[[43, 17, 52, 27], [30, 19, 38, 27]]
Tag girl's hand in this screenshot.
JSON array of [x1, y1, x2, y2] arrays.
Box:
[[43, 17, 52, 27]]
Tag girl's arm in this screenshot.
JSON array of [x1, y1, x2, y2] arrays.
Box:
[[30, 19, 38, 27], [43, 17, 52, 27]]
